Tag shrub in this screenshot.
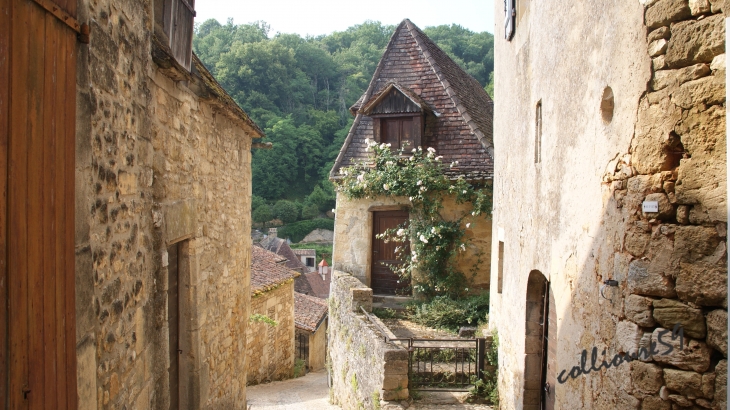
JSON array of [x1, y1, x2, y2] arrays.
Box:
[[408, 293, 489, 332], [252, 205, 273, 225], [278, 218, 334, 243], [301, 203, 320, 220], [273, 200, 299, 224]]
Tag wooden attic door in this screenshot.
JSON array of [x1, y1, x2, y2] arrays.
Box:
[[1, 0, 79, 407], [371, 211, 410, 295]]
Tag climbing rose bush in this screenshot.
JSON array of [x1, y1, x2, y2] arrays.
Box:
[[337, 141, 492, 297]]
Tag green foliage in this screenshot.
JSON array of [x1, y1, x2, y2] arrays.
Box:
[[372, 391, 381, 410], [338, 143, 492, 297], [252, 204, 273, 224], [277, 219, 335, 243], [371, 307, 401, 319], [408, 294, 490, 332], [484, 71, 494, 100], [273, 200, 299, 224], [251, 195, 267, 211], [194, 19, 494, 211], [471, 330, 499, 405], [293, 358, 307, 378], [301, 203, 320, 220], [249, 313, 278, 326]]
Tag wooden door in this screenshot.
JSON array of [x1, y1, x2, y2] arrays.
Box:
[[371, 211, 410, 295], [167, 243, 180, 410], [2, 0, 79, 407]]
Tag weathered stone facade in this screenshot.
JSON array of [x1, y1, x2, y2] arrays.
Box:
[[328, 271, 410, 409], [246, 281, 295, 385], [74, 0, 261, 408], [491, 0, 726, 409], [333, 194, 492, 290]]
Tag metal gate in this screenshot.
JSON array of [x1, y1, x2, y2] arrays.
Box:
[[360, 307, 486, 391]]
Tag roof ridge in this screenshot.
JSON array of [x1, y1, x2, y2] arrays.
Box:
[[404, 21, 494, 156]]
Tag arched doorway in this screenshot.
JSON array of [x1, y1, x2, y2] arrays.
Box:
[[523, 271, 556, 410]]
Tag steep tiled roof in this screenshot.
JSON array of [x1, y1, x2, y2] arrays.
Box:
[[305, 272, 331, 299], [259, 236, 308, 273], [292, 249, 316, 257], [331, 19, 494, 181], [294, 292, 328, 332], [251, 246, 299, 294]]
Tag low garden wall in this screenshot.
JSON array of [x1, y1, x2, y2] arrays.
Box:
[[329, 270, 410, 409]]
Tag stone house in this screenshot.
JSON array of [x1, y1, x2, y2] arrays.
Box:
[[491, 0, 726, 409], [246, 246, 297, 385], [1, 0, 264, 408], [260, 227, 317, 296], [294, 292, 329, 372], [330, 19, 495, 295]]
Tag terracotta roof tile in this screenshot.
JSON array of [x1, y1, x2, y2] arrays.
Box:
[[294, 292, 328, 332], [251, 246, 299, 294], [330, 19, 494, 181], [305, 272, 331, 299]]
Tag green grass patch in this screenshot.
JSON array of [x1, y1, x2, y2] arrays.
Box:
[[407, 293, 489, 333]]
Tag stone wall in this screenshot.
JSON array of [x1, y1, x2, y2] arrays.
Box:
[[333, 194, 492, 289], [329, 270, 410, 409], [246, 281, 295, 385], [491, 0, 726, 409], [74, 0, 257, 408]]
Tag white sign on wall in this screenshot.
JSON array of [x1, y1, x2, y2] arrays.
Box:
[[642, 201, 659, 213]]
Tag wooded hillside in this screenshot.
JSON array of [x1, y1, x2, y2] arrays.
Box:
[[193, 19, 494, 224]]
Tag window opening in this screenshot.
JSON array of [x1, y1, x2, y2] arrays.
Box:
[[498, 241, 505, 293]]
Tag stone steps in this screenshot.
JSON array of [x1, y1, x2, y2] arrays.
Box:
[[372, 295, 413, 311]]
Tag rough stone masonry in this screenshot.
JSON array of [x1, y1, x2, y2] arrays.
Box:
[[73, 0, 262, 408]]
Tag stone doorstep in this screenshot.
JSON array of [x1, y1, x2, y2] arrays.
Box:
[[412, 390, 471, 404]]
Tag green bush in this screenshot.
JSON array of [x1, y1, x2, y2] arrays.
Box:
[[273, 200, 299, 224], [252, 204, 273, 224], [301, 203, 320, 220], [278, 218, 334, 243], [408, 293, 489, 332]]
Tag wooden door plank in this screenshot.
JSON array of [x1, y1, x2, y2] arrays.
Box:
[[41, 11, 58, 407], [8, 0, 31, 406], [27, 3, 47, 407], [52, 19, 69, 409], [0, 0, 11, 404], [62, 27, 77, 409]]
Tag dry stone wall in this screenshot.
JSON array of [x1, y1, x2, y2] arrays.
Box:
[[245, 281, 295, 385], [329, 270, 410, 410], [74, 0, 255, 408], [604, 1, 727, 408]]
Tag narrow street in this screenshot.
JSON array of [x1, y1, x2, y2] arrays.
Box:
[[246, 370, 493, 410]]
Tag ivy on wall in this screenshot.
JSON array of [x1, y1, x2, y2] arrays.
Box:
[[337, 142, 492, 297]]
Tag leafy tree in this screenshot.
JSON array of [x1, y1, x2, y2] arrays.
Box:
[[252, 205, 273, 225], [251, 195, 266, 211], [301, 203, 320, 220], [273, 200, 299, 224]]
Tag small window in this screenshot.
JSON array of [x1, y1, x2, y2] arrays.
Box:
[[535, 100, 542, 164], [504, 0, 516, 40], [306, 257, 315, 267], [381, 117, 415, 151]]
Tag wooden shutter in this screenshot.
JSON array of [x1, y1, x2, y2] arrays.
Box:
[[164, 0, 195, 71], [2, 0, 79, 407]]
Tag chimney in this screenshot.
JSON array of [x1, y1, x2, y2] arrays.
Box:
[[268, 228, 277, 238]]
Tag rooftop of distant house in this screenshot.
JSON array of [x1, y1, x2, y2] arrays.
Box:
[[294, 292, 329, 332], [330, 19, 494, 181], [250, 246, 299, 295]]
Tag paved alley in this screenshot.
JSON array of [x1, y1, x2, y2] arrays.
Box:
[[247, 371, 339, 410]]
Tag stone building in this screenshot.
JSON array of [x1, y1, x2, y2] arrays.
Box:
[[246, 246, 297, 385], [260, 228, 316, 295], [330, 19, 494, 295], [1, 0, 263, 408], [490, 0, 726, 409], [294, 292, 329, 372]]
